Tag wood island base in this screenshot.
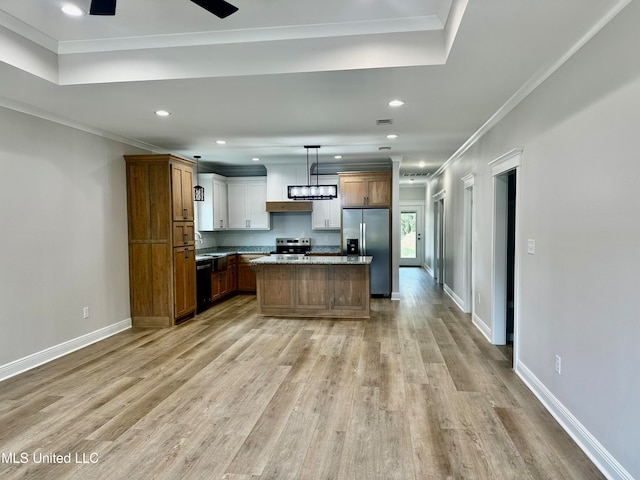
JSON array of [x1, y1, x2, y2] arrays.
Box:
[[254, 262, 371, 318]]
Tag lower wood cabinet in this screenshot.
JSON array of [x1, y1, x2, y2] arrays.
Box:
[[128, 243, 172, 321], [237, 254, 266, 292], [204, 255, 237, 306], [296, 265, 330, 310], [174, 246, 196, 320], [227, 255, 237, 293], [212, 269, 228, 300], [255, 262, 370, 318]]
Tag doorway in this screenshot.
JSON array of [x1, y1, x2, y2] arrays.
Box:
[[462, 175, 475, 317], [433, 193, 445, 285], [506, 173, 516, 350], [491, 148, 521, 368], [399, 205, 424, 267]]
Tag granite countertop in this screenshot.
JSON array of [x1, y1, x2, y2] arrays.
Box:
[[197, 246, 272, 256], [196, 245, 341, 258], [250, 255, 372, 265]]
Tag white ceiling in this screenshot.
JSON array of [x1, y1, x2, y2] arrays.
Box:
[[0, 0, 628, 182]]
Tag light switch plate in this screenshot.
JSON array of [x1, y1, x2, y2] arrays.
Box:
[[527, 239, 535, 255]]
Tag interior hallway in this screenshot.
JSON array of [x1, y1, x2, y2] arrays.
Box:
[[0, 268, 602, 479]]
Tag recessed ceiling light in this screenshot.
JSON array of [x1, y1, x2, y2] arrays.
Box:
[[418, 161, 426, 168], [252, 157, 260, 162], [216, 140, 226, 145], [61, 4, 86, 16], [154, 110, 170, 117], [386, 134, 398, 139], [388, 99, 405, 107], [334, 155, 342, 159]]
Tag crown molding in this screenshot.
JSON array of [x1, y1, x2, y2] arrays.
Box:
[[0, 96, 160, 153], [430, 0, 632, 180]]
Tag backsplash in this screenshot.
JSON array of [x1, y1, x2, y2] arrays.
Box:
[[198, 212, 340, 248]]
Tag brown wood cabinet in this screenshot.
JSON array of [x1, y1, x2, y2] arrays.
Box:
[[227, 255, 237, 293], [124, 154, 197, 327], [174, 246, 196, 318], [173, 222, 195, 247], [212, 269, 228, 300], [255, 262, 370, 318], [202, 255, 237, 307], [171, 163, 195, 221], [338, 171, 391, 208], [237, 254, 266, 292]]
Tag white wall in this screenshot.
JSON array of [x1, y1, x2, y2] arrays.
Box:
[[399, 184, 426, 201], [430, 4, 640, 478], [0, 106, 144, 374]]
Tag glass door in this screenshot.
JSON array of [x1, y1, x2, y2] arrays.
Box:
[[400, 206, 423, 266]]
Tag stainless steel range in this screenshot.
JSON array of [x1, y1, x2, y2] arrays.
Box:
[[272, 237, 311, 257]]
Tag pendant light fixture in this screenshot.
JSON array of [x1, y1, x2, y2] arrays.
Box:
[[287, 145, 338, 200], [193, 155, 205, 202]]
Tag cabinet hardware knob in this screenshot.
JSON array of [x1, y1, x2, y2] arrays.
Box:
[[183, 208, 188, 218], [184, 248, 189, 259], [183, 233, 188, 243]]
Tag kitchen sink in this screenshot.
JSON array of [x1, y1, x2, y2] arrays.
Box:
[[195, 253, 229, 271]]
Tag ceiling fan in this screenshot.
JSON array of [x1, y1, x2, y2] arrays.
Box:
[[90, 0, 239, 19]]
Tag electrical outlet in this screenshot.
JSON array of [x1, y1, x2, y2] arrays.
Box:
[[555, 354, 562, 375], [477, 293, 481, 305], [83, 307, 90, 319]]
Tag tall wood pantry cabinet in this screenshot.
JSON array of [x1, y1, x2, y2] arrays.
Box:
[[124, 154, 197, 327]]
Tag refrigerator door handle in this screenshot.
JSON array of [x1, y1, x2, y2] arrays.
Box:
[[362, 222, 366, 255]]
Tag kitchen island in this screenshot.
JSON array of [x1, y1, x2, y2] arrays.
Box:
[[251, 255, 372, 318]]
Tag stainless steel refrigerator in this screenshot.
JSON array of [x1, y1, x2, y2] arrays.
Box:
[[342, 208, 390, 297]]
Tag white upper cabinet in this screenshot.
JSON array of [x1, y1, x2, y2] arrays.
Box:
[[311, 175, 341, 230], [266, 164, 309, 201], [227, 177, 270, 230], [196, 174, 228, 231]]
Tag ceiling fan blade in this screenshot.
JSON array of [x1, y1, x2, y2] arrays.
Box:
[[190, 0, 238, 19], [90, 0, 117, 15]]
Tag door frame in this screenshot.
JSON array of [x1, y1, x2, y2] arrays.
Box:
[[461, 174, 475, 314], [490, 149, 522, 366], [399, 202, 424, 267], [432, 189, 446, 285]]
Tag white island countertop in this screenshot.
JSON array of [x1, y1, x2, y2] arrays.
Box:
[[250, 255, 372, 265]]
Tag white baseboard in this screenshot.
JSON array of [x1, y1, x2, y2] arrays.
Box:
[[444, 283, 465, 312], [0, 318, 132, 382], [391, 292, 401, 301], [472, 313, 492, 342], [516, 361, 634, 480], [424, 264, 434, 277]]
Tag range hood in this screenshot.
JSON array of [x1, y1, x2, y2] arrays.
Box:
[[266, 201, 313, 212]]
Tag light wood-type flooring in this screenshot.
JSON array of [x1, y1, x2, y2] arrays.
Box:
[[0, 268, 603, 480]]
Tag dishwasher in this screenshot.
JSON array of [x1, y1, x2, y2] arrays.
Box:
[[196, 259, 212, 312]]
